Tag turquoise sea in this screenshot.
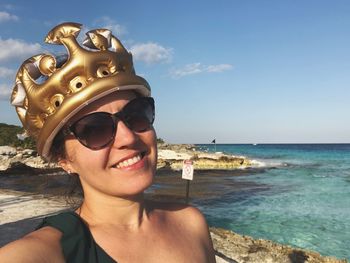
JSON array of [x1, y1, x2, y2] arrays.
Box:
[[195, 144, 350, 261]]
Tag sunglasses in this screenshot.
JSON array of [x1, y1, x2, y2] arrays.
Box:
[[63, 97, 155, 150]]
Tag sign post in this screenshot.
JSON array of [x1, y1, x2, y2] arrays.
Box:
[[182, 160, 194, 204]]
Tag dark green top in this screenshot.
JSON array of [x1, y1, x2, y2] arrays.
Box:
[[37, 211, 117, 263]]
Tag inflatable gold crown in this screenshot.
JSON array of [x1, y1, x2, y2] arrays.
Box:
[[11, 22, 151, 159]]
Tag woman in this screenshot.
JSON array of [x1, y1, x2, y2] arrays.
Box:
[[0, 22, 216, 262]]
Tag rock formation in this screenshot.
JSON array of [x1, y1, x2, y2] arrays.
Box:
[[0, 144, 253, 171], [0, 146, 56, 171], [210, 227, 347, 263], [157, 143, 252, 170]]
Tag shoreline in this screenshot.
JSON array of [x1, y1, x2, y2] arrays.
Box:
[[0, 144, 258, 172]]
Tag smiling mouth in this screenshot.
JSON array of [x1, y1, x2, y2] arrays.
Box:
[[114, 152, 146, 169]]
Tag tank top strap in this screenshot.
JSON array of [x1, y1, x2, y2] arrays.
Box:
[[37, 211, 117, 263]]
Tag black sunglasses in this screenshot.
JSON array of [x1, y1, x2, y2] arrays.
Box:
[[63, 97, 155, 150]]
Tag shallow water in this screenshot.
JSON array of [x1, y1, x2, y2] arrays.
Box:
[[195, 144, 350, 261]]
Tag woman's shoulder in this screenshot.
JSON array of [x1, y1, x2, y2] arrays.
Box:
[[146, 200, 216, 261], [0, 226, 64, 263], [146, 200, 209, 232]]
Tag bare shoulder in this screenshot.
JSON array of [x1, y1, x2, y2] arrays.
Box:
[[0, 226, 64, 263], [146, 201, 210, 239], [147, 201, 216, 262], [148, 201, 208, 228]]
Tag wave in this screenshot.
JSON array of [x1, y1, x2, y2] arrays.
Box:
[[250, 159, 289, 169]]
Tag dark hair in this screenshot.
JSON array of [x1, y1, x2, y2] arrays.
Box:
[[50, 131, 66, 162], [51, 130, 83, 205]]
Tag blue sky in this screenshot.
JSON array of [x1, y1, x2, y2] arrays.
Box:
[[1, 0, 350, 143]]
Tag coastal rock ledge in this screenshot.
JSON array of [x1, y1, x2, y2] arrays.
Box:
[[157, 144, 253, 170], [210, 227, 347, 263], [0, 146, 56, 171], [0, 145, 254, 171]]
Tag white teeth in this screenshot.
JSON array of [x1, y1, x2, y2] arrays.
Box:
[[115, 154, 142, 168]]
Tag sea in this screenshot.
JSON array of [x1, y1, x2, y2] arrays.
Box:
[[194, 144, 350, 261]]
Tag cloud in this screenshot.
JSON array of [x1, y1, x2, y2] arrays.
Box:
[[130, 42, 173, 64], [0, 83, 11, 100], [206, 64, 233, 72], [171, 63, 202, 78], [93, 17, 127, 36], [0, 38, 42, 62], [170, 63, 233, 78], [0, 67, 15, 78], [0, 11, 18, 23]]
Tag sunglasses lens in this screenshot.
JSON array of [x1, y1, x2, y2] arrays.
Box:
[[69, 97, 154, 150], [126, 115, 152, 132], [123, 98, 154, 132], [72, 113, 115, 149]]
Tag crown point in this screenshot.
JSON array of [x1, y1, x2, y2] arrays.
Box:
[[38, 55, 56, 76], [22, 55, 43, 80], [110, 36, 128, 54], [11, 83, 26, 106], [16, 107, 27, 124], [45, 22, 82, 44], [83, 29, 111, 50]]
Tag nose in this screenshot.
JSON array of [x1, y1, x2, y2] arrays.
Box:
[[111, 119, 138, 149]]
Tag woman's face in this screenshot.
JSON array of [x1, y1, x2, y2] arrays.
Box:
[[59, 91, 157, 198]]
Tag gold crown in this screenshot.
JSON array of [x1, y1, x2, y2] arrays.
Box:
[[11, 22, 151, 159]]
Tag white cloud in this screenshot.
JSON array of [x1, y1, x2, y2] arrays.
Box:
[[0, 38, 42, 62], [0, 83, 11, 100], [170, 63, 233, 78], [93, 16, 127, 36], [0, 67, 15, 78], [0, 11, 18, 23], [130, 42, 173, 64], [171, 63, 202, 78], [206, 64, 233, 72]]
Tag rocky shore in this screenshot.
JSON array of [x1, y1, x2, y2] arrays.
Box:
[[0, 144, 255, 171], [157, 144, 252, 170], [0, 144, 347, 262], [210, 228, 347, 263], [0, 146, 56, 171]]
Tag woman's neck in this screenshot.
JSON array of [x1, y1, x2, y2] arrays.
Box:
[[77, 192, 149, 231]]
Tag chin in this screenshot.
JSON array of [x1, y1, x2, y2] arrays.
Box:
[[117, 172, 154, 197]]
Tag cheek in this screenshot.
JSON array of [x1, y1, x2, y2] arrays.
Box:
[[144, 129, 157, 152], [148, 127, 157, 143], [145, 129, 158, 165], [64, 139, 103, 172]]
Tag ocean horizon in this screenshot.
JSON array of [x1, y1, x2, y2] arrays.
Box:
[[194, 143, 350, 261]]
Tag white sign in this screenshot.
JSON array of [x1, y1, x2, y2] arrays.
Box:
[[182, 160, 194, 180]]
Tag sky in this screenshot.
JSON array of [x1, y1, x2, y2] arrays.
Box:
[[0, 0, 350, 144]]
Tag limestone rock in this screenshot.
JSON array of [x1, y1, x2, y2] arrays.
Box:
[[0, 146, 17, 156], [210, 227, 347, 263], [0, 148, 57, 171], [157, 147, 252, 170], [1, 144, 252, 172]]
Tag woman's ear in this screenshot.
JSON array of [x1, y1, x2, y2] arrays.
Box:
[[58, 158, 76, 174]]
